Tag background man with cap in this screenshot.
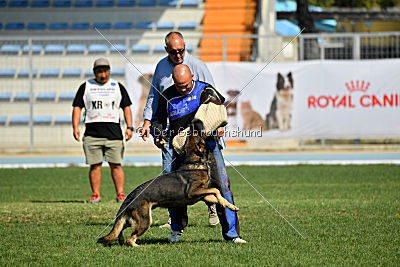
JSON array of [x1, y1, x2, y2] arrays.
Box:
[[72, 58, 133, 203]]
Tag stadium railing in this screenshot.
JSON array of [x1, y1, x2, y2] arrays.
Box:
[[0, 32, 399, 151]]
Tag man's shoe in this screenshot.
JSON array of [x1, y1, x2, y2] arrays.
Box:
[[168, 229, 183, 243], [230, 237, 247, 244], [159, 217, 171, 228], [89, 194, 101, 204], [208, 204, 219, 226], [116, 193, 126, 203]]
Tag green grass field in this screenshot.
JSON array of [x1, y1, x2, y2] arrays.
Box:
[[1, 165, 399, 265]]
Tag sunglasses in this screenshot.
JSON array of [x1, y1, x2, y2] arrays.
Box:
[[166, 47, 185, 56]]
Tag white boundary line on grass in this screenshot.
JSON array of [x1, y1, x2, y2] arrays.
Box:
[[1, 159, 400, 169]]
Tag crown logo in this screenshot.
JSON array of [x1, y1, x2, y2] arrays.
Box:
[[345, 80, 370, 93]]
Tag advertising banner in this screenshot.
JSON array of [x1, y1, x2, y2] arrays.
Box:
[[126, 59, 400, 140]]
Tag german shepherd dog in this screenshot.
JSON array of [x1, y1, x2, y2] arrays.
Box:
[[97, 134, 239, 247]]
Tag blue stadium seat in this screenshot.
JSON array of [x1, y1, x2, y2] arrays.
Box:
[[5, 23, 25, 30], [96, 0, 114, 7], [131, 44, 150, 53], [135, 21, 154, 29], [49, 23, 68, 30], [18, 69, 38, 77], [114, 22, 133, 29], [117, 0, 135, 6], [186, 43, 194, 52], [55, 115, 72, 124], [0, 69, 16, 77], [66, 44, 86, 53], [84, 69, 93, 76], [40, 69, 60, 77], [0, 45, 20, 54], [13, 92, 30, 101], [22, 45, 42, 54], [0, 92, 12, 102], [275, 20, 301, 36], [138, 0, 156, 6], [88, 44, 108, 53], [9, 116, 30, 125], [31, 0, 50, 7], [34, 116, 52, 125], [63, 69, 82, 77], [58, 92, 76, 101], [0, 116, 7, 126], [9, 0, 28, 7], [153, 45, 166, 53], [179, 21, 197, 29], [110, 44, 126, 53], [110, 68, 125, 76], [93, 22, 112, 30], [70, 23, 90, 30], [27, 23, 46, 30], [36, 92, 57, 101], [0, 23, 2, 29], [160, 0, 178, 6], [44, 44, 64, 53], [74, 0, 93, 7], [0, 0, 6, 7], [52, 0, 71, 7], [181, 0, 198, 7], [157, 22, 174, 30]]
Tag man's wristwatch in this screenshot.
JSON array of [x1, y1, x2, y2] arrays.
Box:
[[127, 126, 134, 131]]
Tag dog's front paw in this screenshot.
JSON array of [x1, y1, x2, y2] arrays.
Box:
[[228, 204, 239, 211]]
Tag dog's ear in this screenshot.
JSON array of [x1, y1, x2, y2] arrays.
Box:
[[277, 73, 284, 90], [287, 72, 293, 88], [195, 136, 205, 154]]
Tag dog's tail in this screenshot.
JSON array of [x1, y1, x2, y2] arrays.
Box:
[[97, 213, 127, 246]]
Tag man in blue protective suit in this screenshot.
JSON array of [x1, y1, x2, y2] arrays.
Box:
[[150, 64, 247, 244], [140, 31, 219, 227]]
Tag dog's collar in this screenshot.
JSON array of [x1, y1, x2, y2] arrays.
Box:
[[180, 163, 208, 171]]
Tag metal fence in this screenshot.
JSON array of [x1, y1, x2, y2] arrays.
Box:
[[299, 31, 400, 60]]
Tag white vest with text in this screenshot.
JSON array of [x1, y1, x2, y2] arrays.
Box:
[[83, 79, 121, 123]]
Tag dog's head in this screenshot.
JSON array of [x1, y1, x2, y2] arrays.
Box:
[[182, 134, 207, 163], [277, 72, 293, 91]]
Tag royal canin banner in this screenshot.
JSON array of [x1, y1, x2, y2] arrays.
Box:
[[126, 59, 400, 140]]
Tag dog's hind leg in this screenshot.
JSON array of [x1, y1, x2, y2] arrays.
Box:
[[126, 202, 154, 247], [97, 214, 127, 246]]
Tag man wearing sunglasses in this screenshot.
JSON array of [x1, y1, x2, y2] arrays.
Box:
[[140, 32, 220, 227]]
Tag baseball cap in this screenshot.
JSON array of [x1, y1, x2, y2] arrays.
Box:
[[93, 58, 110, 69]]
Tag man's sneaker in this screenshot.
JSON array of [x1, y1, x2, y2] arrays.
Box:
[[168, 229, 183, 243], [208, 204, 220, 226], [89, 194, 101, 204], [159, 217, 171, 228], [116, 193, 126, 203], [230, 237, 247, 244]]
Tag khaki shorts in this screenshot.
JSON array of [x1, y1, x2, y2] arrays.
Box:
[[83, 136, 124, 165]]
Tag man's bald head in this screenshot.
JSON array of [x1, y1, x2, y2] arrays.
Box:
[[173, 64, 193, 96], [165, 32, 184, 46]]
